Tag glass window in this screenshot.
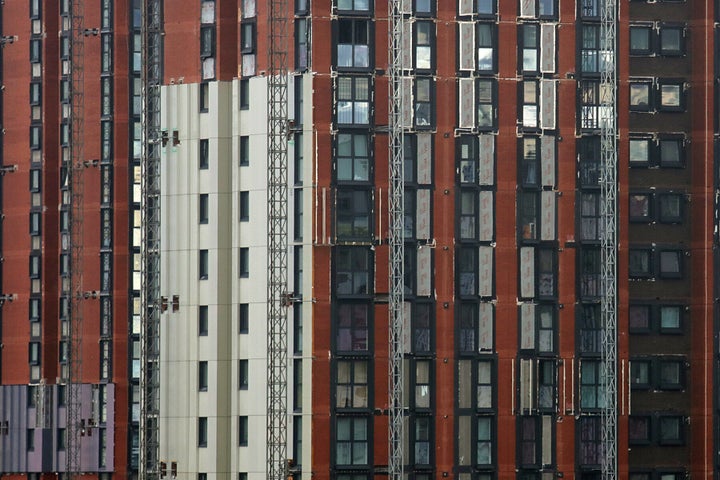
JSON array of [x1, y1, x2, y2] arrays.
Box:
[[239, 191, 249, 221], [415, 21, 433, 70], [660, 26, 684, 55], [629, 248, 652, 278], [336, 303, 369, 352], [199, 361, 208, 391], [199, 194, 209, 224], [198, 417, 208, 447], [629, 81, 651, 111], [477, 23, 495, 72], [579, 193, 601, 241], [659, 250, 682, 278], [579, 248, 601, 298], [521, 24, 539, 73], [580, 360, 604, 409], [578, 416, 601, 466], [239, 303, 249, 333], [477, 80, 495, 129], [458, 248, 477, 296], [336, 76, 370, 125], [580, 25, 601, 73], [629, 138, 651, 166], [335, 247, 370, 296], [658, 360, 684, 389], [336, 189, 372, 239], [240, 22, 255, 53], [629, 193, 652, 222], [337, 0, 371, 13], [199, 250, 209, 279], [415, 77, 433, 127], [659, 137, 684, 166], [476, 417, 492, 465], [659, 305, 682, 332], [578, 304, 601, 354], [477, 0, 495, 14], [413, 416, 432, 465], [239, 416, 249, 446], [659, 82, 683, 110], [336, 417, 369, 465], [658, 416, 683, 445], [628, 304, 650, 332], [337, 19, 370, 69], [239, 247, 249, 277], [628, 416, 651, 444], [629, 25, 652, 55], [239, 359, 249, 389], [199, 305, 208, 336], [630, 360, 650, 389], [200, 139, 209, 169], [336, 360, 368, 408]]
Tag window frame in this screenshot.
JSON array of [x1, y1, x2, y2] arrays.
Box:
[[629, 24, 653, 56], [240, 20, 256, 54], [200, 139, 209, 169], [199, 194, 209, 224], [657, 79, 685, 112], [199, 361, 208, 391], [199, 249, 209, 280], [239, 247, 250, 277]]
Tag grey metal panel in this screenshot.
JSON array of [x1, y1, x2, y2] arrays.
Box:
[[402, 22, 412, 70], [478, 246, 493, 297], [520, 303, 535, 350], [458, 78, 474, 129], [1, 385, 28, 473], [478, 135, 494, 186], [478, 303, 493, 351], [541, 191, 555, 241], [459, 22, 475, 71], [478, 191, 493, 242], [416, 134, 432, 185], [542, 415, 553, 465], [416, 189, 431, 240], [520, 0, 535, 17], [104, 384, 115, 470], [417, 245, 431, 297], [540, 24, 556, 73], [520, 247, 535, 298], [402, 77, 412, 128], [540, 135, 555, 187], [540, 80, 556, 130]]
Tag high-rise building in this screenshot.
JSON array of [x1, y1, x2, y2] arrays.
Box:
[[2, 1, 719, 480]]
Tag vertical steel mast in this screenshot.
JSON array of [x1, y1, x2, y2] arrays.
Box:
[[66, 0, 85, 477], [388, 2, 405, 480], [139, 0, 163, 479], [600, 0, 618, 479], [266, 0, 289, 478]]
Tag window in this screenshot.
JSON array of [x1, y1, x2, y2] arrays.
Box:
[[240, 136, 249, 166], [477, 79, 496, 129], [58, 428, 67, 450], [629, 248, 652, 278], [630, 360, 651, 389], [199, 306, 208, 336], [628, 416, 651, 445], [580, 24, 603, 73], [29, 297, 40, 322], [199, 361, 208, 391], [629, 304, 651, 332], [239, 416, 248, 446], [30, 254, 41, 279], [458, 248, 477, 296], [414, 77, 433, 127], [579, 80, 608, 130], [239, 303, 249, 333], [476, 23, 495, 72], [336, 360, 368, 408], [336, 417, 369, 465], [337, 19, 370, 69], [199, 250, 209, 280], [659, 305, 683, 333], [658, 81, 684, 111], [579, 193, 601, 241], [579, 0, 599, 18], [294, 303, 304, 354], [199, 139, 209, 169], [30, 82, 41, 106], [658, 416, 684, 445], [520, 24, 539, 73], [579, 248, 601, 298], [30, 0, 41, 18], [296, 18, 310, 70], [578, 136, 600, 186], [239, 248, 249, 277], [241, 21, 255, 53], [658, 359, 684, 389], [198, 417, 208, 447], [580, 360, 604, 409], [659, 25, 684, 56], [27, 428, 35, 451], [239, 359, 249, 389], [30, 126, 41, 150], [578, 416, 601, 466], [336, 76, 370, 125], [29, 342, 40, 365], [476, 417, 492, 466], [629, 80, 652, 111], [414, 21, 433, 70], [518, 416, 539, 468], [412, 416, 432, 465], [335, 303, 369, 352], [336, 0, 371, 13], [239, 191, 249, 221], [335, 247, 370, 296], [337, 133, 370, 182], [239, 79, 250, 109], [336, 189, 372, 239], [30, 211, 41, 236], [30, 38, 41, 63], [659, 136, 684, 167], [629, 193, 652, 222], [536, 248, 555, 298], [294, 359, 303, 411], [200, 83, 209, 112], [659, 249, 682, 278], [577, 304, 601, 354], [629, 137, 651, 166], [629, 25, 652, 55], [199, 194, 209, 224]]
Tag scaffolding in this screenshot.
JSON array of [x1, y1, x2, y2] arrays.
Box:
[[600, 0, 618, 479], [66, 0, 85, 477], [139, 0, 163, 479], [266, 0, 290, 479], [387, 2, 405, 480]]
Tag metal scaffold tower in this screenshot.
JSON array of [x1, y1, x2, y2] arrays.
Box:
[[266, 0, 289, 478], [66, 0, 85, 477], [600, 0, 618, 479], [139, 0, 163, 479], [388, 2, 405, 480]]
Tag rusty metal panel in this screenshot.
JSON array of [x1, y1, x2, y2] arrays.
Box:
[[416, 188, 431, 239], [541, 191, 555, 241], [402, 22, 412, 70], [478, 134, 494, 186], [417, 246, 432, 296], [459, 22, 475, 71], [478, 246, 493, 297], [520, 247, 535, 298], [417, 133, 432, 185], [540, 24, 556, 73], [478, 191, 493, 242], [459, 0, 474, 16], [458, 78, 475, 129], [540, 79, 556, 130], [540, 135, 555, 187], [478, 303, 493, 351], [520, 0, 535, 16], [520, 303, 535, 350]]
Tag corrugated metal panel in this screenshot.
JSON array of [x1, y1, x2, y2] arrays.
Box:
[[520, 247, 535, 298], [459, 22, 475, 71], [478, 246, 493, 297], [520, 0, 535, 17], [478, 135, 494, 186], [458, 78, 475, 129], [540, 24, 556, 73], [478, 303, 493, 351], [541, 191, 555, 241], [540, 79, 556, 130], [478, 191, 493, 242], [402, 22, 412, 70], [417, 134, 432, 185], [416, 188, 431, 240], [540, 135, 555, 187], [520, 303, 535, 350], [417, 246, 432, 296]]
